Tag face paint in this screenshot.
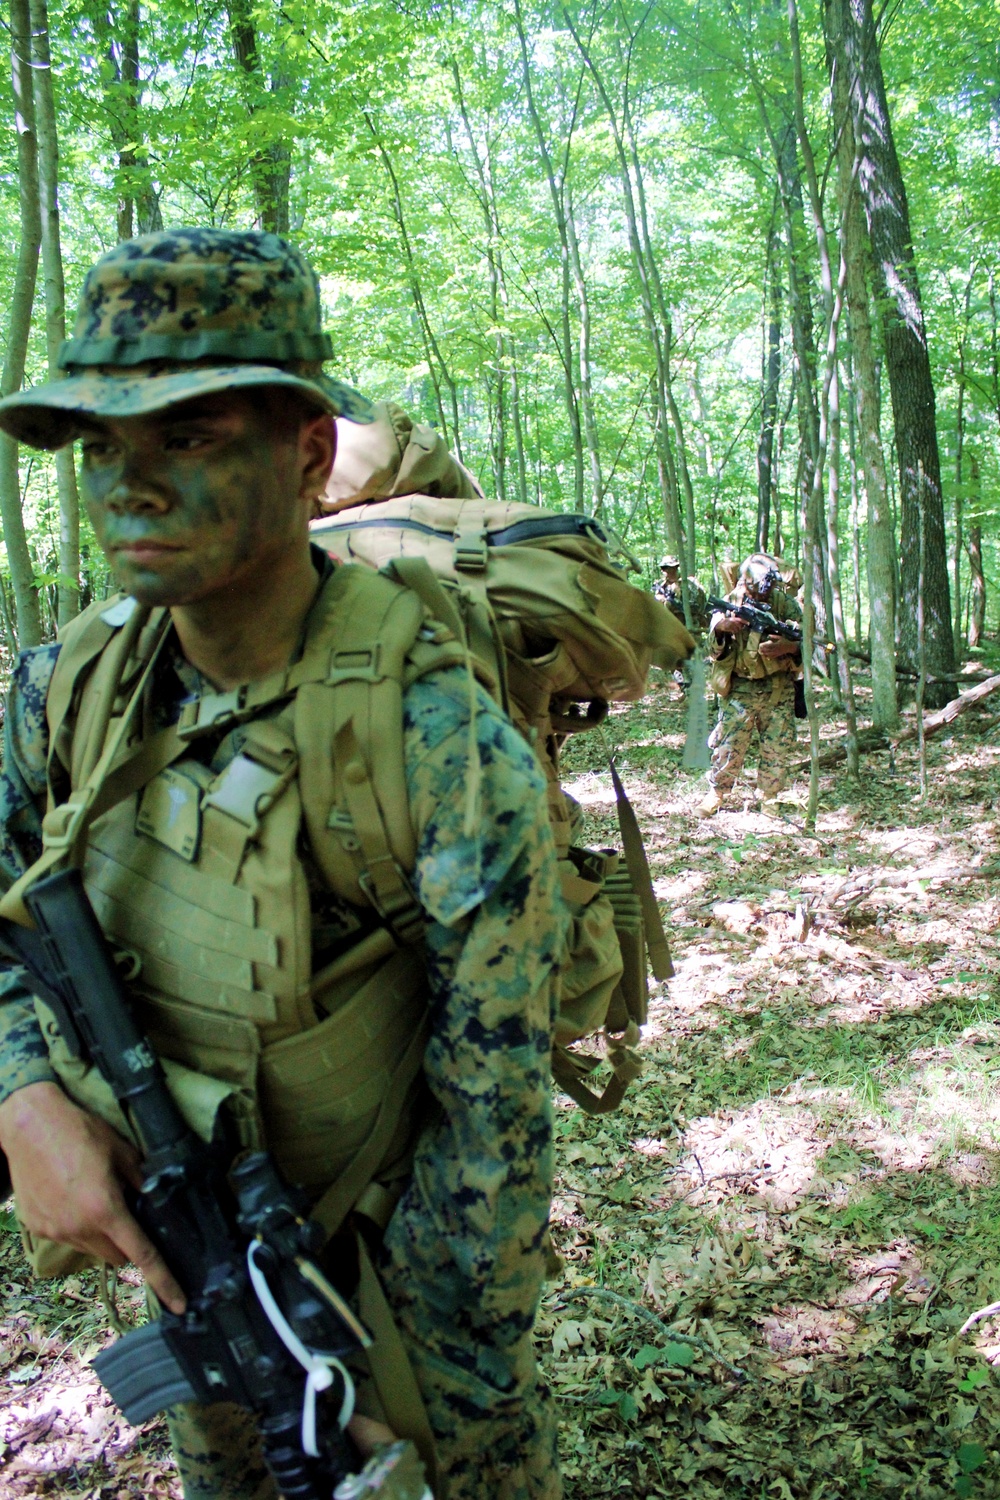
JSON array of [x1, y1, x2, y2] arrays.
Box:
[[80, 392, 310, 609]]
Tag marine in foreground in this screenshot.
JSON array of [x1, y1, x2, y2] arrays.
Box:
[[0, 229, 567, 1500]]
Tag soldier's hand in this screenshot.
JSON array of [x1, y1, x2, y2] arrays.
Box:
[[758, 637, 799, 658], [0, 1080, 186, 1312], [349, 1414, 397, 1456]]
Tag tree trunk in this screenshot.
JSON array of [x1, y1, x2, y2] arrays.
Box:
[[831, 0, 954, 703], [828, 8, 899, 728], [512, 0, 586, 510], [845, 344, 863, 643], [619, 65, 698, 567], [757, 211, 782, 551], [0, 0, 42, 648], [29, 0, 80, 627], [364, 116, 463, 460], [967, 457, 985, 648], [788, 0, 857, 768], [89, 0, 162, 239], [953, 271, 974, 658], [564, 9, 692, 616], [447, 64, 511, 499], [227, 0, 292, 234], [954, 339, 965, 660], [564, 183, 603, 513]]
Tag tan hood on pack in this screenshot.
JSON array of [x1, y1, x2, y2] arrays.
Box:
[[320, 400, 484, 512]]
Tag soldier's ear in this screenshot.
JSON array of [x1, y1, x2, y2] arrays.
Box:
[[298, 413, 337, 501]]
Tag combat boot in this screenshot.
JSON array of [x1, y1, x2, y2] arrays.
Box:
[[699, 787, 723, 817]]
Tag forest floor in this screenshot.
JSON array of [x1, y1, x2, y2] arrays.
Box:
[[1, 660, 1000, 1497]]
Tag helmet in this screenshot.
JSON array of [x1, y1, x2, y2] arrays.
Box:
[[0, 227, 374, 450], [741, 553, 781, 600], [659, 555, 680, 571]]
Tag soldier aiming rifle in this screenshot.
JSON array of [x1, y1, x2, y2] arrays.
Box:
[[699, 554, 804, 818]]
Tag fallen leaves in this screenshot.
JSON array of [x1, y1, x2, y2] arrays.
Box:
[[545, 671, 1000, 1495]]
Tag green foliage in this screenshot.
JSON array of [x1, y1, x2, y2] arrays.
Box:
[[0, 0, 996, 635]]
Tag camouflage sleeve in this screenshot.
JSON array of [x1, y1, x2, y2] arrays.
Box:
[[0, 643, 60, 882], [379, 668, 566, 1499], [777, 590, 803, 624], [0, 645, 62, 1104]]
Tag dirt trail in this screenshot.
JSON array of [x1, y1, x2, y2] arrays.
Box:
[[1, 670, 1000, 1497]]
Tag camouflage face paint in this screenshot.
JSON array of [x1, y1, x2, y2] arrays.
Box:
[[80, 391, 310, 609]]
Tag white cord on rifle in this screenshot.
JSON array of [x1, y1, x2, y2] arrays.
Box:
[[247, 1240, 356, 1458]]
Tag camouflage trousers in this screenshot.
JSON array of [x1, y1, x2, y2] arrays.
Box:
[[164, 1348, 560, 1500], [707, 675, 797, 798]]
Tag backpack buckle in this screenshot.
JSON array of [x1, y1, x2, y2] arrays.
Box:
[[358, 859, 424, 946], [179, 686, 248, 739], [328, 645, 384, 684], [453, 527, 488, 573]]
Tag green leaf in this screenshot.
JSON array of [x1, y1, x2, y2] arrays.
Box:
[[617, 1392, 639, 1421], [0, 1207, 18, 1233], [634, 1344, 662, 1369], [958, 1370, 991, 1393], [665, 1342, 696, 1367], [957, 1442, 987, 1474], [954, 1478, 974, 1499], [594, 1388, 619, 1407]]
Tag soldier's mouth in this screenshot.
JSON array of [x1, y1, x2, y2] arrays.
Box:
[[116, 541, 184, 565]]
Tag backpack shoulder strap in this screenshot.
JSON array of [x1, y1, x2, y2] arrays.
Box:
[[294, 563, 468, 942]]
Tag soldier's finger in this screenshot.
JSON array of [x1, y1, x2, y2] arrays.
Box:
[[109, 1214, 187, 1313], [348, 1414, 396, 1456]]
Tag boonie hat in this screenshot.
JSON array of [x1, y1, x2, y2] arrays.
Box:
[[0, 227, 374, 450], [659, 555, 680, 570]]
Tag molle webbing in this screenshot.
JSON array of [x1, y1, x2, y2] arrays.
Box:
[[19, 565, 467, 1216]]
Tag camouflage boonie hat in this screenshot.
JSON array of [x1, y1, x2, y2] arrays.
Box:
[[659, 555, 680, 570], [0, 227, 374, 450]]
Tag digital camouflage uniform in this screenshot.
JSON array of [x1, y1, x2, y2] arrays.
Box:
[[0, 229, 568, 1500], [706, 586, 802, 800], [653, 577, 710, 634]]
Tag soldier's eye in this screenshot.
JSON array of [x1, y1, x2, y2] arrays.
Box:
[[80, 439, 119, 463]]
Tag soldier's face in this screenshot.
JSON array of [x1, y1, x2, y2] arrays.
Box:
[[662, 567, 679, 583], [79, 391, 335, 608]]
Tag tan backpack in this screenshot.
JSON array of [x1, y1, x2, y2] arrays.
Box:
[[311, 405, 694, 1112]]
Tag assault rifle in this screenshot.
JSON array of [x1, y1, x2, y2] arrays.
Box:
[[706, 595, 803, 645], [0, 868, 428, 1500]]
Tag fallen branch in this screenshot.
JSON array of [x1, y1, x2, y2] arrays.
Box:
[[846, 647, 992, 685], [959, 1299, 1000, 1336], [556, 1285, 748, 1382], [825, 862, 1000, 910], [794, 673, 1000, 770]]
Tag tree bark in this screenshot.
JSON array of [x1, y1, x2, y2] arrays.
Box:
[[29, 0, 80, 626], [87, 0, 162, 239], [788, 0, 858, 770], [0, 0, 43, 648], [967, 456, 985, 648], [830, 0, 954, 702], [447, 64, 513, 500], [828, 22, 898, 726], [227, 0, 291, 235], [757, 213, 782, 552], [845, 344, 863, 643], [564, 8, 692, 619], [953, 271, 974, 658], [512, 0, 586, 511]]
